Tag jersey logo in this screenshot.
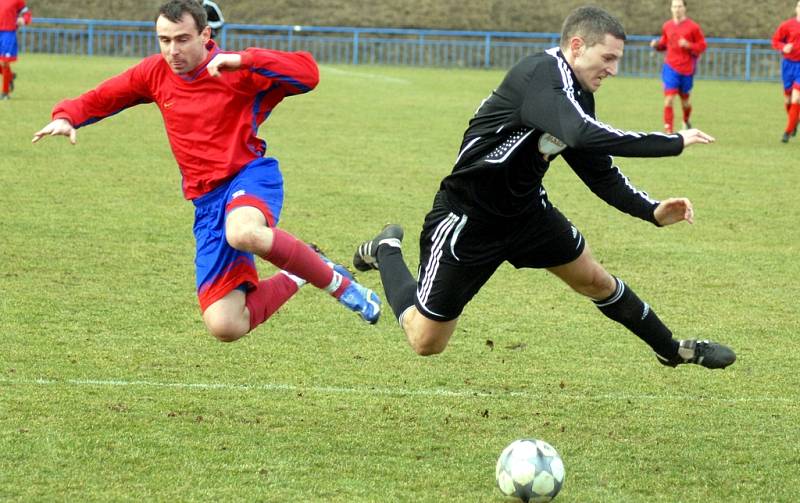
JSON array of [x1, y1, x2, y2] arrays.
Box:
[[538, 133, 567, 155], [163, 101, 175, 108]]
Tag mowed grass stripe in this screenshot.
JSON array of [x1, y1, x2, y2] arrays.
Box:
[[1, 377, 793, 404]]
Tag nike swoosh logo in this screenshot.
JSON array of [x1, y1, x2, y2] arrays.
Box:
[[163, 101, 174, 108]]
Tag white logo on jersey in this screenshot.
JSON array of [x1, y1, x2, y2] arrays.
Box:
[[232, 190, 246, 198], [538, 133, 567, 155]]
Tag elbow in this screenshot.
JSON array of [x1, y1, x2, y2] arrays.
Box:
[[300, 52, 320, 90]]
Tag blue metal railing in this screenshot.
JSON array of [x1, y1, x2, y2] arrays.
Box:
[[19, 18, 782, 82]]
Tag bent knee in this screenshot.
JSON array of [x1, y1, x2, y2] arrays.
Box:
[[203, 315, 248, 343], [405, 325, 450, 356], [410, 339, 447, 356], [225, 226, 260, 252], [571, 270, 615, 299]]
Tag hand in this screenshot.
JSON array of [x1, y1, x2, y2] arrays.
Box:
[[784, 43, 794, 54], [678, 38, 690, 48], [32, 118, 77, 145], [207, 53, 242, 77], [16, 16, 25, 28], [650, 39, 658, 48], [678, 128, 715, 147], [654, 198, 694, 226]]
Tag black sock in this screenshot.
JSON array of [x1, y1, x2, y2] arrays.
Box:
[[594, 277, 678, 359], [375, 245, 417, 322]]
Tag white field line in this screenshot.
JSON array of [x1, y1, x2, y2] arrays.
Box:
[[321, 66, 411, 84], [0, 377, 794, 404]]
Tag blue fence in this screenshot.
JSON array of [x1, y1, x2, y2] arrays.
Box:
[[20, 18, 782, 82]]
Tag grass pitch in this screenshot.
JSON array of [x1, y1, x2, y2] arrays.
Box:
[[1, 54, 799, 502]]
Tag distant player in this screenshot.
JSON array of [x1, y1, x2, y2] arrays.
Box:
[[0, 0, 31, 100], [650, 0, 706, 134], [202, 0, 224, 40], [352, 6, 736, 370], [772, 0, 800, 143], [32, 0, 381, 342]]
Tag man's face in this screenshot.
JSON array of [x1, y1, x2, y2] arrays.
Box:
[[570, 34, 624, 93], [671, 0, 687, 21], [156, 13, 210, 75]]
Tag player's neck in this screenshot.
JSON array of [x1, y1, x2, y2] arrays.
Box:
[[672, 16, 686, 24]]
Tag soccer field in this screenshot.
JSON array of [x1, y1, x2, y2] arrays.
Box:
[[1, 54, 799, 502]]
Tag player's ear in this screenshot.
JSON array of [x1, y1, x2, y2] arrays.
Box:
[[569, 36, 585, 56], [201, 25, 212, 42]]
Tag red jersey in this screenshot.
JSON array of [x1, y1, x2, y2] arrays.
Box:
[[653, 18, 706, 76], [772, 18, 800, 62], [0, 0, 30, 31], [52, 40, 319, 199]]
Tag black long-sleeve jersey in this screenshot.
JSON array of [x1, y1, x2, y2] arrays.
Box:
[[440, 47, 684, 224]]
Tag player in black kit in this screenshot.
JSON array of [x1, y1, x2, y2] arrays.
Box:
[[353, 5, 735, 369]]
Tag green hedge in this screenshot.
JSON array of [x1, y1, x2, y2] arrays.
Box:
[[27, 0, 796, 39]]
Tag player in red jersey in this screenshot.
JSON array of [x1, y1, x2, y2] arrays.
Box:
[[32, 0, 381, 341], [650, 0, 706, 134], [0, 0, 31, 99], [772, 1, 800, 143]]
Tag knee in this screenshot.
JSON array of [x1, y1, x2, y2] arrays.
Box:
[[405, 326, 448, 356], [203, 314, 248, 343], [225, 224, 262, 252], [409, 338, 446, 356], [571, 269, 615, 299]]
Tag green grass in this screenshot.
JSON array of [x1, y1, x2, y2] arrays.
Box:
[[1, 54, 799, 502]]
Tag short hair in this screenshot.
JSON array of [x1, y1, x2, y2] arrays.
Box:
[[156, 0, 208, 33], [559, 6, 626, 50]]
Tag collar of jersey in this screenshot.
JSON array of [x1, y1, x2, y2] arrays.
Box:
[[177, 39, 222, 83]]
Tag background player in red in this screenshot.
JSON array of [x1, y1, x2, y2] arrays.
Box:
[[650, 0, 706, 134], [0, 0, 31, 100], [772, 1, 800, 143], [31, 0, 381, 341]]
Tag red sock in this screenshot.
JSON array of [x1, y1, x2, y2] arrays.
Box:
[[1, 64, 11, 94], [263, 228, 350, 297], [682, 105, 692, 124], [245, 273, 300, 331], [787, 103, 800, 134], [663, 106, 674, 132]]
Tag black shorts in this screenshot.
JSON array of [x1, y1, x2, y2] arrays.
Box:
[[415, 191, 585, 321]]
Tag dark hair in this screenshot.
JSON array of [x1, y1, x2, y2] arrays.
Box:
[[156, 0, 208, 33], [559, 6, 626, 50]]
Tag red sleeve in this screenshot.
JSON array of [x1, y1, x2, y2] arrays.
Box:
[[688, 23, 706, 57], [773, 22, 788, 52], [654, 23, 668, 52], [238, 49, 319, 96], [22, 10, 31, 25], [52, 61, 154, 128]]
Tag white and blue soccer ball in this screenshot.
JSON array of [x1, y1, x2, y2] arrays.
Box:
[[495, 438, 565, 502]]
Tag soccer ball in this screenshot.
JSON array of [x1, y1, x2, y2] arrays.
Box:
[[495, 438, 565, 502]]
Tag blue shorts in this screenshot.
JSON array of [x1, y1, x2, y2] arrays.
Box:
[[192, 157, 284, 311], [661, 64, 694, 95], [0, 31, 19, 62], [781, 59, 800, 92]]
